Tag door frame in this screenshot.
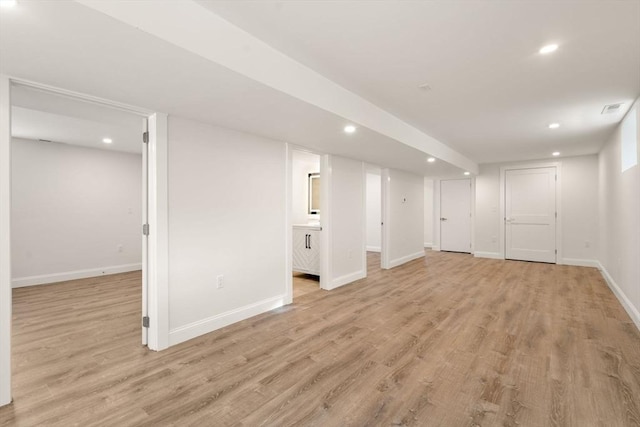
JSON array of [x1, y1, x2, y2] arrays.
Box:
[[285, 145, 327, 302], [499, 161, 562, 261], [0, 75, 169, 407]]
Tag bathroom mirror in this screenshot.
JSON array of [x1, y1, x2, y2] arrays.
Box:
[[308, 173, 320, 214]]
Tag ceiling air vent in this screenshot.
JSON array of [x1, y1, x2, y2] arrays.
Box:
[[601, 103, 624, 115]]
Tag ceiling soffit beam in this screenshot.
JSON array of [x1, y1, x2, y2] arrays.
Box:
[[76, 0, 478, 174]]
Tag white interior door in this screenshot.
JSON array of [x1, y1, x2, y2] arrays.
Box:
[[440, 179, 471, 253], [505, 167, 556, 263], [141, 119, 149, 346]]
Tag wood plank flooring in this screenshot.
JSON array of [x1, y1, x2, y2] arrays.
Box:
[[293, 273, 321, 299], [1, 251, 639, 426]]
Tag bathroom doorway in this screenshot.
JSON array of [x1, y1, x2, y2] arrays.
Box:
[[290, 149, 322, 299]]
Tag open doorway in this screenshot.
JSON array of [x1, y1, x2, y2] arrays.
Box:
[[291, 149, 322, 299], [8, 83, 148, 404]]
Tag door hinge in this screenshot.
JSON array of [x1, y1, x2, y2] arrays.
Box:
[[555, 249, 557, 255], [143, 131, 149, 143], [142, 316, 150, 328], [143, 223, 150, 236], [555, 212, 557, 219], [555, 174, 557, 181]]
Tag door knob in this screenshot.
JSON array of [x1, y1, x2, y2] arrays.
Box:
[[440, 217, 447, 221]]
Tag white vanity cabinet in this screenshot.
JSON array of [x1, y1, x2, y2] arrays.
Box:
[[293, 225, 321, 275]]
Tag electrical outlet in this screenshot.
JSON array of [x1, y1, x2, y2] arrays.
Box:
[[117, 244, 123, 253], [348, 250, 353, 259], [584, 240, 590, 248], [217, 275, 224, 289]]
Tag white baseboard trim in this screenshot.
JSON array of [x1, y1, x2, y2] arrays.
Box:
[[366, 245, 381, 252], [169, 294, 286, 347], [389, 251, 425, 269], [325, 270, 366, 291], [560, 258, 599, 268], [431, 245, 440, 252], [423, 242, 433, 249], [474, 251, 503, 260], [12, 263, 142, 288], [598, 262, 640, 332]]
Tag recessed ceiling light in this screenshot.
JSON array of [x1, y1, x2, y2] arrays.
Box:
[[0, 0, 17, 8], [102, 138, 113, 144], [548, 123, 560, 129], [427, 157, 436, 163], [344, 125, 356, 134], [539, 44, 558, 54], [552, 151, 560, 156], [464, 171, 471, 176]]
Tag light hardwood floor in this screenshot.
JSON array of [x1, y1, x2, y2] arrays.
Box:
[[1, 251, 639, 426], [293, 273, 321, 299]]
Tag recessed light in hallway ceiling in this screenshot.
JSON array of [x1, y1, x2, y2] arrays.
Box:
[[539, 44, 559, 54]]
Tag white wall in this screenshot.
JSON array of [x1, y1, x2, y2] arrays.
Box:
[[562, 155, 599, 262], [291, 150, 320, 225], [325, 155, 366, 289], [474, 166, 501, 257], [383, 168, 425, 268], [366, 170, 381, 252], [598, 100, 640, 329], [474, 155, 599, 264], [11, 138, 142, 287], [167, 117, 287, 345], [424, 178, 434, 247]]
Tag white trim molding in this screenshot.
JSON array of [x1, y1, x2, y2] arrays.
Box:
[[389, 251, 425, 269], [598, 262, 640, 331], [168, 295, 286, 346], [12, 264, 142, 288], [320, 154, 332, 290], [474, 251, 503, 260], [326, 270, 366, 291], [367, 245, 381, 252], [560, 258, 599, 268], [423, 242, 433, 249]]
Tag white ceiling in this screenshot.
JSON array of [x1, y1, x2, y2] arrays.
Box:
[[0, 0, 468, 177], [201, 0, 640, 163], [1, 0, 638, 174], [11, 85, 143, 154]]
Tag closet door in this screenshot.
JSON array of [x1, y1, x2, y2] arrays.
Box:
[[505, 167, 556, 263]]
